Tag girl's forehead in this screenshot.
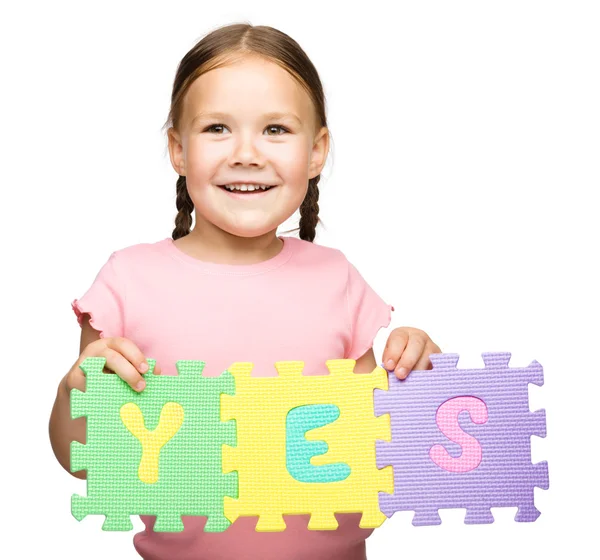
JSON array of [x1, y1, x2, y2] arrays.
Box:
[[183, 59, 313, 122]]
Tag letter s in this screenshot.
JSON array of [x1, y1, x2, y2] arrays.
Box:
[[429, 396, 488, 473]]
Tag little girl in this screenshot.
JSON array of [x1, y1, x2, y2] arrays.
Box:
[[49, 22, 440, 560]]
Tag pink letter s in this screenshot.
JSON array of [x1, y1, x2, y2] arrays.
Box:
[[429, 396, 488, 473]]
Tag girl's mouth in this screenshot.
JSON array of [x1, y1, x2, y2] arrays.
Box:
[[217, 184, 278, 196]]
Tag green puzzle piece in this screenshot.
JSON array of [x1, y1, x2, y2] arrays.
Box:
[[70, 356, 238, 532]]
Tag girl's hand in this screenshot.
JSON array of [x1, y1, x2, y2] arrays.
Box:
[[65, 337, 162, 394], [382, 327, 441, 380]]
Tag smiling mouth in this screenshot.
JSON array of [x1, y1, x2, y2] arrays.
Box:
[[217, 185, 278, 193]]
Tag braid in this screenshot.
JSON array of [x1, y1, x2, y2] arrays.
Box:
[[298, 175, 321, 242], [172, 175, 194, 240]]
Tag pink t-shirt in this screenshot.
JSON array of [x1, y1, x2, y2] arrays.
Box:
[[71, 235, 393, 560]]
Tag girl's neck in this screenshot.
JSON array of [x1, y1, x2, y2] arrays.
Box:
[[173, 227, 284, 265]]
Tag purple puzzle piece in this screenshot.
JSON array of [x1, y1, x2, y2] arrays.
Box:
[[375, 352, 549, 526]]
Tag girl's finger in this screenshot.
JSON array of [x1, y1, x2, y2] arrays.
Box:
[[102, 346, 147, 392], [395, 335, 426, 379], [382, 328, 410, 372], [105, 337, 152, 377]]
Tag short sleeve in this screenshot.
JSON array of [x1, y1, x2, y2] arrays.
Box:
[[71, 251, 125, 338], [345, 261, 393, 360]]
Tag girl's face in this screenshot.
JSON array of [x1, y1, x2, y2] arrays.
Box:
[[168, 55, 329, 239]]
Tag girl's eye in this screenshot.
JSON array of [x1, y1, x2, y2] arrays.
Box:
[[204, 124, 289, 135], [265, 124, 289, 136], [204, 124, 227, 134]]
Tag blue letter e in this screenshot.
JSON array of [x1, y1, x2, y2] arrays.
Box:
[[285, 404, 350, 483]]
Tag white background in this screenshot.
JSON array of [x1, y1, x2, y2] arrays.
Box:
[[1, 1, 598, 558]]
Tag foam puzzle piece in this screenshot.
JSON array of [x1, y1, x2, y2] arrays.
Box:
[[70, 357, 238, 532], [221, 359, 393, 531], [374, 352, 549, 526]]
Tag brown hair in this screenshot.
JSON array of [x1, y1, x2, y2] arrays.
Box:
[[162, 23, 332, 243]]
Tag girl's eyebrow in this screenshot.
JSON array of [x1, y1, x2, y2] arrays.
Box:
[[192, 111, 301, 125]]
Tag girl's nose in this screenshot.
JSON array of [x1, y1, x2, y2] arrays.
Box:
[[230, 132, 264, 166]]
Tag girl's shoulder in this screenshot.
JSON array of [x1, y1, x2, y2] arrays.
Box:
[[104, 237, 174, 274], [288, 236, 347, 264], [286, 237, 355, 283], [110, 237, 172, 259]]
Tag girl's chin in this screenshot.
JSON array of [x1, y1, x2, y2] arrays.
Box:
[[212, 221, 279, 239]]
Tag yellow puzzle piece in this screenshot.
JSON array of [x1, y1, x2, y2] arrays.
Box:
[[221, 359, 394, 531]]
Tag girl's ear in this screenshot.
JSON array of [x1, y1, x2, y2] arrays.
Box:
[[309, 126, 329, 179], [167, 127, 186, 176]]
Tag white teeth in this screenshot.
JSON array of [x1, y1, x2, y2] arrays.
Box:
[[223, 184, 273, 192]]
